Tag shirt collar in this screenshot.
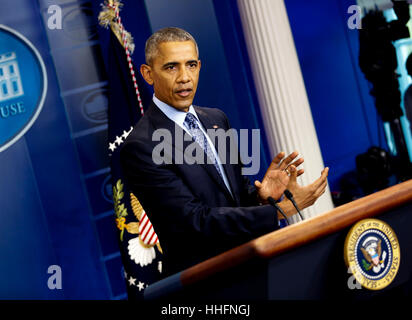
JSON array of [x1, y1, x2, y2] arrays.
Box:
[[153, 95, 199, 130]]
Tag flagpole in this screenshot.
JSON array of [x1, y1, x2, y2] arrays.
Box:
[[99, 0, 163, 300], [100, 0, 145, 116]]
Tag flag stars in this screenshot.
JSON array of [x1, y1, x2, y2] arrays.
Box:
[[122, 126, 133, 140], [126, 275, 146, 291], [128, 276, 136, 286], [109, 142, 116, 152], [115, 135, 123, 146], [122, 130, 129, 140], [109, 127, 133, 154], [137, 281, 145, 291]]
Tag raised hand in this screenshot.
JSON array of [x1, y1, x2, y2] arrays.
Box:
[[278, 165, 329, 217], [255, 151, 304, 203]]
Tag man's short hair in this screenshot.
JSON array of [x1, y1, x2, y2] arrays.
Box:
[[145, 27, 199, 65]]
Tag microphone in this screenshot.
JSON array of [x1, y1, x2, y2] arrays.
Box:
[[284, 189, 304, 221], [267, 196, 289, 226]]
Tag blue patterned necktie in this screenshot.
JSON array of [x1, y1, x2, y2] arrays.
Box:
[[184, 112, 224, 179]]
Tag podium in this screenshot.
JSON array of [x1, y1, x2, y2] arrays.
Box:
[[145, 180, 412, 300]]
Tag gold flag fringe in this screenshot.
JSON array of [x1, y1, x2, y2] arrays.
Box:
[[98, 0, 135, 54]]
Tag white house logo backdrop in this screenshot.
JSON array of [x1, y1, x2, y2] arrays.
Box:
[[0, 25, 47, 152]]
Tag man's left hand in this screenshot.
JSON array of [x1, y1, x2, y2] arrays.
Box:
[[277, 165, 329, 217]]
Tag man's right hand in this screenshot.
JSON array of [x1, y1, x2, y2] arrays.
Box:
[[254, 151, 304, 203]]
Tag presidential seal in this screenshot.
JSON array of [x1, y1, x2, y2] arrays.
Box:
[[344, 218, 400, 290]]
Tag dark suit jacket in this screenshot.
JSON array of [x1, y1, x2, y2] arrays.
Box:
[[120, 101, 278, 277]]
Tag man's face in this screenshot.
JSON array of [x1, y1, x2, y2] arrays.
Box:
[[141, 41, 201, 112]]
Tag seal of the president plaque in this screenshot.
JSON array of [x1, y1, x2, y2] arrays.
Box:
[[344, 218, 400, 290]]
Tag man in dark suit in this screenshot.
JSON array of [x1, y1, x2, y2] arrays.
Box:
[[120, 27, 329, 277]]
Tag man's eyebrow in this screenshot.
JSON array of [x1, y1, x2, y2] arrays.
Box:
[[162, 61, 179, 68], [162, 60, 198, 68]]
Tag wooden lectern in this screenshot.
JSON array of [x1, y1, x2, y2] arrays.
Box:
[[145, 180, 412, 300]]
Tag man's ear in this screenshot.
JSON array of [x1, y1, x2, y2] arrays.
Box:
[[140, 64, 154, 85]]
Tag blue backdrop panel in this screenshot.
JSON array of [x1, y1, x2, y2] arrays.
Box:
[[104, 255, 127, 298], [285, 0, 388, 192], [0, 0, 111, 299], [84, 170, 113, 217], [95, 214, 122, 257], [74, 130, 109, 174], [0, 140, 61, 299], [63, 85, 108, 133]]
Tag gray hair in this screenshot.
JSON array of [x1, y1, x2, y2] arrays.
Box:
[[145, 27, 199, 65]]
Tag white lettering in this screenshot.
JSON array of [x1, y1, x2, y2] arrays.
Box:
[[347, 5, 362, 30], [47, 5, 62, 30], [47, 265, 62, 290]]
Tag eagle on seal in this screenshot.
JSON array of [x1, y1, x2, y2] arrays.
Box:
[[361, 239, 382, 270]]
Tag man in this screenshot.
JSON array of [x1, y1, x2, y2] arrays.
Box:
[[120, 27, 329, 277]]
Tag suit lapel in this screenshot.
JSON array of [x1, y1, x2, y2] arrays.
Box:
[[147, 102, 236, 203]]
